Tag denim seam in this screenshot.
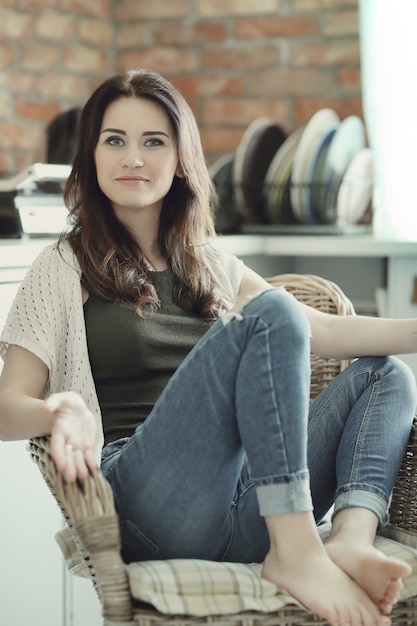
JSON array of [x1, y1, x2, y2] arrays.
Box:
[[333, 486, 390, 526], [253, 469, 310, 487], [262, 318, 291, 476], [241, 313, 292, 477], [349, 369, 380, 488], [233, 478, 255, 503], [335, 482, 388, 504], [228, 309, 293, 480], [310, 361, 397, 513], [219, 509, 236, 561], [308, 365, 377, 433], [308, 366, 381, 490]]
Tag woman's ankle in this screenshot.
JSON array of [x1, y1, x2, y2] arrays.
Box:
[[329, 507, 379, 545]]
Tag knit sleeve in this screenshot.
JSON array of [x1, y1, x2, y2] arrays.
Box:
[[0, 244, 65, 374], [0, 242, 104, 459], [201, 242, 244, 305]]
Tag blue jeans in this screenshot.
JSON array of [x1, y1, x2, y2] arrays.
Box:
[[101, 289, 417, 564]]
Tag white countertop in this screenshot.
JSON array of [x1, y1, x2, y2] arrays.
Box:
[[0, 237, 55, 269], [0, 234, 416, 274], [213, 234, 417, 257]]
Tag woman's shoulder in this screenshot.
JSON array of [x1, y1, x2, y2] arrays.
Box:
[[30, 238, 81, 277], [201, 241, 244, 298], [16, 239, 82, 307], [201, 241, 243, 272]]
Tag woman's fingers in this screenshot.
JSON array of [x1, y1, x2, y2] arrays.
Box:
[[52, 440, 94, 483], [63, 444, 78, 483], [45, 392, 98, 482]]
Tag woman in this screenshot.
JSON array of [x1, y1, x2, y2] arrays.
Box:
[[0, 69, 416, 626]]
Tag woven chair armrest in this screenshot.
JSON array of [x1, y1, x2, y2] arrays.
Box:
[[389, 416, 417, 533], [28, 436, 133, 623]]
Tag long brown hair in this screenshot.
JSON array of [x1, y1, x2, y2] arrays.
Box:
[[62, 69, 225, 318]]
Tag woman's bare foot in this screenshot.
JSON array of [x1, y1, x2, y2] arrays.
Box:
[[262, 512, 391, 626], [262, 547, 391, 625], [326, 507, 412, 615], [325, 535, 411, 614]]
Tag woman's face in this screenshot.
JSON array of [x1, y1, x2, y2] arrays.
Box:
[[94, 96, 181, 219]]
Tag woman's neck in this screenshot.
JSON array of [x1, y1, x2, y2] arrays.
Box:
[[114, 206, 168, 270], [142, 248, 169, 272]]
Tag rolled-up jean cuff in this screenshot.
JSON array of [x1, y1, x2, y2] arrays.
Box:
[[256, 477, 313, 517], [332, 489, 390, 527]]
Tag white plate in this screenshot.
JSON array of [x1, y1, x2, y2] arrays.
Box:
[[320, 115, 366, 223], [290, 109, 340, 223], [264, 128, 303, 223], [233, 118, 272, 220], [336, 147, 374, 226], [305, 125, 338, 224]]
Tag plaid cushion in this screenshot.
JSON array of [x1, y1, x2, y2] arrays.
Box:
[[127, 559, 297, 615], [56, 524, 417, 617], [380, 523, 417, 550]]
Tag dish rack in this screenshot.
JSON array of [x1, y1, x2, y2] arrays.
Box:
[[210, 112, 374, 236], [212, 180, 373, 235]]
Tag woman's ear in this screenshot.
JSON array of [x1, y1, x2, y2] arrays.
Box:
[[175, 163, 185, 178]]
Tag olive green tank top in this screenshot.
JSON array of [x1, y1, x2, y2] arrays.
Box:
[[84, 269, 213, 445]]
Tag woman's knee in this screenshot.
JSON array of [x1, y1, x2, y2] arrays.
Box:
[[354, 355, 417, 417], [386, 355, 417, 406], [376, 355, 416, 397], [243, 288, 311, 343]]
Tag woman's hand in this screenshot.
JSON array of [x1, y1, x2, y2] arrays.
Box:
[[43, 391, 97, 482]]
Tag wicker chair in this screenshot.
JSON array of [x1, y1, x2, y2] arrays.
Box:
[[28, 274, 417, 626]]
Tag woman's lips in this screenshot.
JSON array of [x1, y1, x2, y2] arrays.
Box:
[[116, 176, 148, 186]]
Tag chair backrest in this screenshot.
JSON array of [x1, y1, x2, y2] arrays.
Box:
[[266, 274, 355, 401]]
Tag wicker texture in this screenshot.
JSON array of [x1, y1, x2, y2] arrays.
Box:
[[28, 273, 417, 626], [390, 419, 417, 532]]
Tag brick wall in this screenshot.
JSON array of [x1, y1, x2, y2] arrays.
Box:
[[0, 0, 360, 175], [0, 0, 114, 175]]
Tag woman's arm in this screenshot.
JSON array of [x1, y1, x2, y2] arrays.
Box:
[[302, 303, 417, 360], [231, 264, 274, 312], [0, 345, 52, 440], [235, 265, 417, 359], [0, 345, 97, 481]]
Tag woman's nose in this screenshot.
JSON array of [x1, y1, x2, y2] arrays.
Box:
[[121, 148, 144, 168]]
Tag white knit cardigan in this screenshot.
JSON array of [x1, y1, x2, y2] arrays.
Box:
[[0, 240, 243, 460]]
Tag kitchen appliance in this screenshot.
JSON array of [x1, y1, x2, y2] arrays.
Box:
[[0, 163, 71, 238]]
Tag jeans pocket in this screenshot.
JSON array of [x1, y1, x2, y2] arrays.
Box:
[[119, 518, 163, 563], [101, 437, 130, 474]]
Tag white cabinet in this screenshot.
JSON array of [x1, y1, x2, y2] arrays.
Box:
[[0, 440, 65, 626], [386, 257, 417, 377], [0, 279, 65, 626]]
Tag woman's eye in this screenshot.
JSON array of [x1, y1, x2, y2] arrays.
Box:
[[145, 138, 163, 147], [106, 136, 124, 147]]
